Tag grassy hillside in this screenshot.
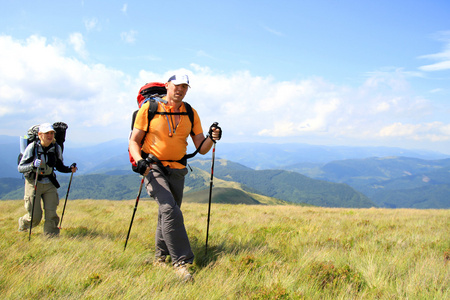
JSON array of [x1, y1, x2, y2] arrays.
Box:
[[221, 169, 373, 208], [371, 184, 450, 209], [0, 165, 370, 208], [189, 159, 375, 208], [289, 157, 450, 208], [1, 200, 448, 299], [183, 187, 296, 205]]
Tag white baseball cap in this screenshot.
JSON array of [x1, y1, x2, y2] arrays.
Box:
[[167, 74, 190, 87], [39, 123, 55, 133]]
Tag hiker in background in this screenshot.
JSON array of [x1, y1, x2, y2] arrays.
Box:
[[129, 74, 222, 281], [18, 123, 77, 237]]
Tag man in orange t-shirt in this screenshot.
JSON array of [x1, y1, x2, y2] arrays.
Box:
[[129, 74, 222, 281]]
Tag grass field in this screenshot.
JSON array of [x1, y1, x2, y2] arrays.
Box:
[[0, 199, 449, 299]]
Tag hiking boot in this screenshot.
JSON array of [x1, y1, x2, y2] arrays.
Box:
[[174, 262, 194, 282], [44, 232, 60, 238], [144, 255, 167, 267], [153, 256, 168, 267], [18, 217, 27, 232]]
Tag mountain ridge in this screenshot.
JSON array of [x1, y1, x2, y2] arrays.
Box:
[[1, 136, 449, 208], [0, 164, 374, 208]]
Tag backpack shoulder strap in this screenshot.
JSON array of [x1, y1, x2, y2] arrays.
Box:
[[54, 142, 62, 158], [146, 98, 159, 132], [183, 101, 195, 136], [135, 97, 159, 145]]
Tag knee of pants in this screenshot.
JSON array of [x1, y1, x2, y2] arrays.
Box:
[[45, 210, 59, 221], [160, 203, 183, 222], [24, 196, 36, 211], [25, 201, 43, 226], [26, 213, 42, 227], [31, 215, 43, 227]]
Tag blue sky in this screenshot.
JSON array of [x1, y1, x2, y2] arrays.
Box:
[[1, 0, 450, 154]]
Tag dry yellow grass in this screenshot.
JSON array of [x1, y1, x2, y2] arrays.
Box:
[[0, 199, 449, 299]]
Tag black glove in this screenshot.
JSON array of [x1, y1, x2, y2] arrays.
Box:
[[69, 163, 77, 172], [136, 159, 150, 175], [208, 122, 222, 142]]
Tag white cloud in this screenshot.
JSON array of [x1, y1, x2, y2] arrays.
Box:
[[1, 34, 450, 152], [122, 4, 128, 14], [429, 88, 444, 94], [69, 32, 88, 58], [419, 60, 450, 72], [187, 65, 446, 145], [261, 25, 284, 37], [379, 122, 450, 142], [418, 31, 450, 72], [84, 18, 99, 32], [0, 34, 135, 143], [196, 50, 214, 59], [121, 30, 137, 44]]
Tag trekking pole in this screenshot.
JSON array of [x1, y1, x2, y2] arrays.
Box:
[[124, 175, 145, 251], [59, 163, 76, 229], [205, 127, 217, 255], [28, 161, 41, 241]]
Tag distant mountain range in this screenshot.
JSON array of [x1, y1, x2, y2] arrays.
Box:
[[1, 136, 449, 208], [286, 156, 450, 208], [0, 160, 373, 208], [2, 136, 448, 178], [189, 159, 374, 208]]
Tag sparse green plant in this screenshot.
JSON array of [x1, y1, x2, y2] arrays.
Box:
[[0, 200, 448, 299], [308, 261, 366, 292]]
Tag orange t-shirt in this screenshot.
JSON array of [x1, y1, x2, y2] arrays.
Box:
[[134, 101, 203, 169]]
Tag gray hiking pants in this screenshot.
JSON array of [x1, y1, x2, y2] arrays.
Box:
[[19, 178, 60, 236], [144, 165, 194, 265]]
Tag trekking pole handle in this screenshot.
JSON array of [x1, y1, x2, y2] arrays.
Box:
[[208, 122, 220, 143]]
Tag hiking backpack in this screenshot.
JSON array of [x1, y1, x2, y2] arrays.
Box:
[[17, 122, 68, 164], [129, 82, 197, 173]]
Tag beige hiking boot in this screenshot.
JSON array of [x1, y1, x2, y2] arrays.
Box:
[[174, 262, 194, 282], [153, 256, 168, 267], [18, 217, 28, 232], [144, 255, 167, 267]]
